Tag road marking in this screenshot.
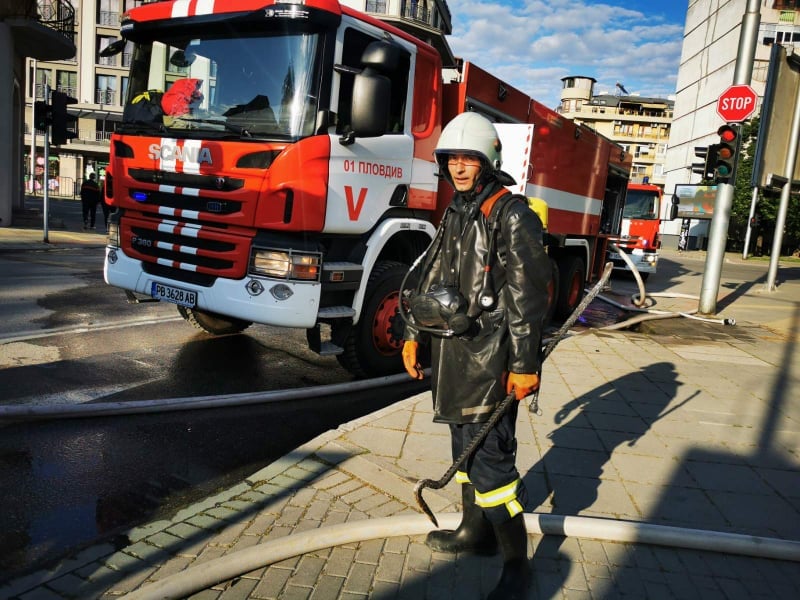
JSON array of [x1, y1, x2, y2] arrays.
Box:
[[0, 315, 183, 344]]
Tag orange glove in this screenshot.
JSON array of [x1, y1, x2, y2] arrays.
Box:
[[402, 341, 424, 380], [506, 372, 540, 400]]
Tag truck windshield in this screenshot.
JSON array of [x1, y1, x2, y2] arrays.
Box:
[[122, 31, 321, 139], [623, 190, 660, 220]]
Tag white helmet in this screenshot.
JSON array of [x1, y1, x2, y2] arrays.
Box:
[[434, 112, 503, 172]]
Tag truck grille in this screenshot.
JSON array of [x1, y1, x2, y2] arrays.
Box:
[[121, 216, 253, 282]]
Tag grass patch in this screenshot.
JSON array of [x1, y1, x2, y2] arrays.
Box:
[[743, 255, 800, 264]]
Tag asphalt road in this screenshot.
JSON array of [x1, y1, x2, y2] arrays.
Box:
[[0, 244, 429, 581]]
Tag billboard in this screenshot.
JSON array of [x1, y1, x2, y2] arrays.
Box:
[[672, 184, 718, 220], [752, 44, 800, 189]]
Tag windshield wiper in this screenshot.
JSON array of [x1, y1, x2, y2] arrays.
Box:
[[178, 117, 252, 138], [119, 120, 168, 134]]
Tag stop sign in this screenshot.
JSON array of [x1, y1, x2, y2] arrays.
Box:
[[717, 84, 758, 122]]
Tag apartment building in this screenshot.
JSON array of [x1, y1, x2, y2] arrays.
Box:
[[22, 0, 134, 201], [1, 0, 75, 227], [558, 76, 674, 188]]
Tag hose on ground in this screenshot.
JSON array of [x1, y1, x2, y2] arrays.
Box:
[[123, 512, 800, 599], [0, 371, 428, 422], [602, 244, 735, 329]]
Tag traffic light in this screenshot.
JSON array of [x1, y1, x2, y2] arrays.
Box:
[[692, 146, 710, 179], [692, 145, 719, 181], [51, 90, 78, 145], [713, 124, 740, 183], [33, 100, 51, 131]]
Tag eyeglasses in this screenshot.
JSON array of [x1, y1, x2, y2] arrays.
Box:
[[447, 154, 482, 167]]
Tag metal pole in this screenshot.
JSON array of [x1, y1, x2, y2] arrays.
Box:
[[43, 85, 50, 244], [742, 186, 759, 259], [30, 59, 37, 198], [698, 0, 761, 314], [765, 79, 800, 290]]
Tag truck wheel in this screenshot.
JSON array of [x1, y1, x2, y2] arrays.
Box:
[[177, 306, 252, 335], [555, 256, 585, 320], [336, 260, 409, 379]]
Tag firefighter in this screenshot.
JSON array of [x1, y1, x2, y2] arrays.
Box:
[[402, 112, 550, 599]]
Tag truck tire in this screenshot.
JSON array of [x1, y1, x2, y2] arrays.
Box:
[[177, 306, 252, 335], [336, 260, 409, 379], [555, 255, 585, 320]]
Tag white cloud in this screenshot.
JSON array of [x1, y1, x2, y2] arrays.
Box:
[[445, 0, 684, 109]]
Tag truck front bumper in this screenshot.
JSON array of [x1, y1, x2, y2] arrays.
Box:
[[609, 248, 658, 274], [104, 246, 320, 328]]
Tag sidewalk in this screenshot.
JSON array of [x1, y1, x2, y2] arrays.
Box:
[[1, 230, 799, 598]]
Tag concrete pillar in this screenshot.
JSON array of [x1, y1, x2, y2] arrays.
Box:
[[0, 23, 14, 227]]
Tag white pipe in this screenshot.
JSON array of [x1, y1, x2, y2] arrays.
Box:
[[0, 371, 428, 422], [609, 243, 647, 307], [123, 513, 800, 600], [594, 246, 735, 328]]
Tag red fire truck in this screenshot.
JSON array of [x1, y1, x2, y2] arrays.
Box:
[[102, 0, 631, 377], [609, 182, 663, 279]]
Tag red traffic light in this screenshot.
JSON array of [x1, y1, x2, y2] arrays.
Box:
[[714, 124, 740, 183], [718, 124, 737, 143]]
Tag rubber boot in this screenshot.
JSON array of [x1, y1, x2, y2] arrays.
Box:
[[486, 514, 529, 600], [425, 483, 497, 555]]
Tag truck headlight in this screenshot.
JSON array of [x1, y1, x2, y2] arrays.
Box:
[[250, 248, 321, 281], [106, 221, 120, 247]]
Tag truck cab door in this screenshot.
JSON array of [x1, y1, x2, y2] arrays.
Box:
[[325, 28, 415, 235]]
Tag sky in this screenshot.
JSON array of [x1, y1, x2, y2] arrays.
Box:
[[444, 0, 687, 110]]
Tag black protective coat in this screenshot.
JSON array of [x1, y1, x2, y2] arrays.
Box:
[[406, 179, 551, 424]]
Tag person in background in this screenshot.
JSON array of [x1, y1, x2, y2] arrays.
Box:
[[402, 112, 551, 600], [98, 177, 112, 230], [80, 173, 101, 230]]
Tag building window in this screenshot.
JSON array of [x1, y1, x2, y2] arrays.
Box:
[[30, 66, 50, 99], [96, 75, 117, 105], [56, 70, 77, 98], [98, 36, 118, 66], [366, 0, 387, 13], [121, 76, 129, 106], [98, 0, 121, 27], [122, 41, 134, 68]]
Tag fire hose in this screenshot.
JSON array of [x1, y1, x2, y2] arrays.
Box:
[[414, 262, 614, 526]]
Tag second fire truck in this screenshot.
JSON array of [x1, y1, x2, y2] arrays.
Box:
[[609, 182, 664, 279]]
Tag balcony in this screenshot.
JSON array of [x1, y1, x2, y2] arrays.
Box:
[[359, 0, 456, 67], [4, 0, 76, 61]]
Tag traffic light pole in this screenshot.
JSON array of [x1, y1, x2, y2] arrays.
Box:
[[698, 0, 760, 314], [741, 186, 759, 259], [43, 85, 51, 244]]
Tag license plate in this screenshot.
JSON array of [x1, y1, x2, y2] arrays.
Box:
[[151, 282, 197, 308]]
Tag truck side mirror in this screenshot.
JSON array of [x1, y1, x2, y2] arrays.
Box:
[[669, 194, 679, 221], [99, 38, 126, 58], [339, 40, 400, 144], [349, 72, 390, 139]]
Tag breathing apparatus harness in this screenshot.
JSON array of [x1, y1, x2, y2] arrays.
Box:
[[398, 188, 510, 338]]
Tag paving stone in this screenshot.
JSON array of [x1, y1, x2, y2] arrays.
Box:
[[341, 562, 376, 595], [308, 574, 345, 600]]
